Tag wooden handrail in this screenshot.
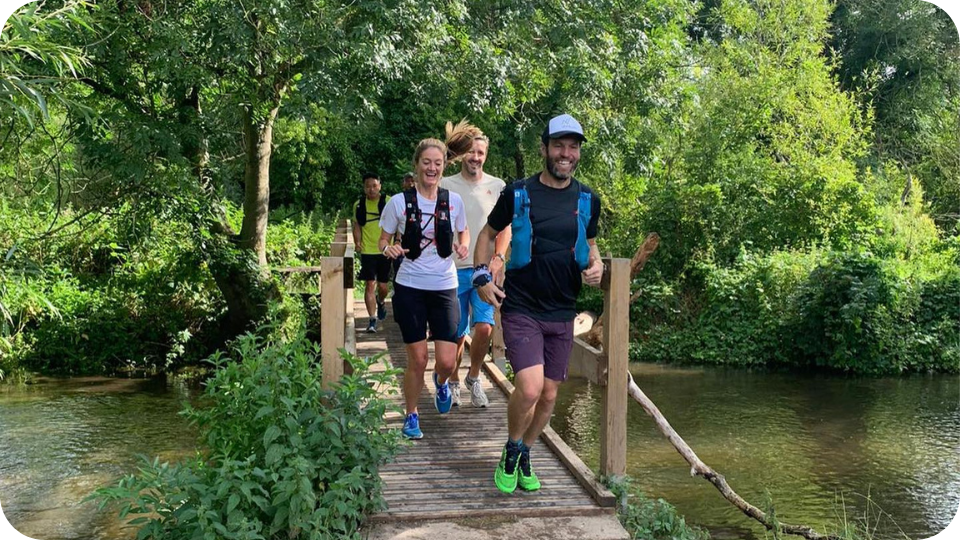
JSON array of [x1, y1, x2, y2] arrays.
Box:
[[321, 218, 356, 390]]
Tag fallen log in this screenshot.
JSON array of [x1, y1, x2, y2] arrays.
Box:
[[626, 372, 841, 540], [573, 310, 598, 337]]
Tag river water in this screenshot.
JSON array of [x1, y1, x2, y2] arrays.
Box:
[[1, 366, 957, 540], [552, 363, 960, 540], [0, 376, 199, 539]]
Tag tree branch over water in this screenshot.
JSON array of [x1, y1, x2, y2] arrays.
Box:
[[626, 373, 842, 540]]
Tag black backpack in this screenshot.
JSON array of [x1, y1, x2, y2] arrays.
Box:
[[400, 188, 453, 260], [355, 194, 387, 226]]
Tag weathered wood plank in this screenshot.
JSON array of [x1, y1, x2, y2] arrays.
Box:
[[367, 506, 612, 523], [273, 266, 324, 273], [569, 337, 605, 385], [600, 258, 629, 478], [320, 256, 345, 389], [363, 293, 615, 523]]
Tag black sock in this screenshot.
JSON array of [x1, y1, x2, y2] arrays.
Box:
[[504, 438, 522, 473], [518, 442, 532, 475]]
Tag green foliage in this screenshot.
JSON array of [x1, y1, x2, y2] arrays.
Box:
[[2, 0, 956, 380], [0, 198, 222, 375], [606, 476, 710, 540], [830, 0, 960, 232], [618, 0, 877, 282], [0, 194, 335, 376], [787, 249, 959, 373], [93, 331, 403, 540], [0, 1, 92, 126], [632, 240, 959, 374], [265, 207, 338, 268]]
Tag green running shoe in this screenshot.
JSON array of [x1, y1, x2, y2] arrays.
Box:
[[494, 445, 520, 494], [517, 447, 541, 491]]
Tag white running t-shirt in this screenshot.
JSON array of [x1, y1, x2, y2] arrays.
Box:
[[441, 172, 505, 269], [380, 189, 467, 291]]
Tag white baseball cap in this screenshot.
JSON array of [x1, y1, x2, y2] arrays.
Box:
[[542, 114, 587, 143]]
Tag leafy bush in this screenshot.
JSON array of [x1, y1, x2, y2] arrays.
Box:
[[1, 196, 339, 376], [787, 249, 959, 373], [94, 330, 403, 540], [265, 207, 338, 268], [607, 476, 709, 540], [631, 241, 959, 374]]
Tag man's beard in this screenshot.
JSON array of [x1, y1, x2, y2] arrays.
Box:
[[545, 155, 577, 180]]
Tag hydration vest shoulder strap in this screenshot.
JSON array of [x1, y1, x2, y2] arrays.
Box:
[[507, 178, 592, 271], [401, 188, 423, 260], [434, 188, 453, 258], [507, 178, 533, 271], [355, 195, 366, 226], [574, 184, 592, 270], [355, 194, 387, 226]]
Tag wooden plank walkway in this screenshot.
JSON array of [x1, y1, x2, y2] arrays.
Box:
[[355, 298, 615, 523]]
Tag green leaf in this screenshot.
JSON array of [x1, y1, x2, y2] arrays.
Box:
[[262, 425, 281, 447], [227, 493, 240, 513]]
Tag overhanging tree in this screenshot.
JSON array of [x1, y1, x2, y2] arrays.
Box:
[[66, 0, 464, 330]]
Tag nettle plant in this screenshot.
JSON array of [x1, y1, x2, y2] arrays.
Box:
[[94, 331, 402, 540]]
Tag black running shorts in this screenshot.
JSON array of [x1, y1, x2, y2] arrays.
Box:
[[359, 254, 392, 283], [392, 282, 460, 344]]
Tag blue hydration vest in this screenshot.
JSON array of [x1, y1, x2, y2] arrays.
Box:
[[507, 177, 592, 271]]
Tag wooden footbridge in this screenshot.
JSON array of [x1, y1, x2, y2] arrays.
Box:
[[279, 221, 633, 539]]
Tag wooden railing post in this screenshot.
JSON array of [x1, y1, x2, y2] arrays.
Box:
[[600, 258, 630, 478], [321, 255, 346, 389], [342, 220, 356, 357]]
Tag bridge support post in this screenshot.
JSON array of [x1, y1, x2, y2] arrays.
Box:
[[600, 258, 629, 478], [321, 256, 346, 389]]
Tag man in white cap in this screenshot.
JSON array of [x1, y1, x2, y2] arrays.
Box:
[[473, 113, 604, 494]]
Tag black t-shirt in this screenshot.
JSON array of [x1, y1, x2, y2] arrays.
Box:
[[487, 173, 601, 322]]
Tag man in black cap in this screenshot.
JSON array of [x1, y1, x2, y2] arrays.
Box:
[[473, 113, 604, 493]]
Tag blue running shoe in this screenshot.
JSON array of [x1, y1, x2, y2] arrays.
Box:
[[402, 412, 423, 439], [434, 372, 452, 414]]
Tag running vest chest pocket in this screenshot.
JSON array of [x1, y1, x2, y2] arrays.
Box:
[[400, 187, 454, 260]]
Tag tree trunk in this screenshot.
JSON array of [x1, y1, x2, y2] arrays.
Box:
[[239, 104, 279, 266], [179, 86, 209, 187], [514, 141, 525, 180], [179, 96, 280, 335], [207, 237, 280, 336]]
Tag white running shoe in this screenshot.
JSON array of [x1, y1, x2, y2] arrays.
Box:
[[465, 375, 489, 408], [449, 381, 461, 407]]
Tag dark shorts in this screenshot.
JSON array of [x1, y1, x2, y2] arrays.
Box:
[[502, 312, 574, 382], [392, 256, 403, 280], [359, 254, 391, 282], [393, 282, 460, 344]]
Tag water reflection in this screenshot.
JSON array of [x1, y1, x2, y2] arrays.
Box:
[[0, 376, 199, 539], [552, 364, 960, 540]]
